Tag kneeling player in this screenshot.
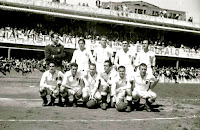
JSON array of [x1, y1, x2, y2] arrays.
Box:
[[82, 63, 101, 108], [131, 63, 159, 112], [60, 63, 84, 107], [111, 66, 132, 112], [99, 60, 117, 110], [39, 61, 64, 106]]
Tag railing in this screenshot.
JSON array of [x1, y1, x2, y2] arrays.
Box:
[[0, 0, 200, 29]]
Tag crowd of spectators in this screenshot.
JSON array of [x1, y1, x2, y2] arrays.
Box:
[[1, 24, 200, 53], [0, 56, 71, 76], [154, 66, 200, 83], [1, 56, 199, 84]]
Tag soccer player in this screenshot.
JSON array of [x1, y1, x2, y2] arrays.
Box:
[[111, 66, 132, 112], [135, 40, 155, 75], [93, 36, 113, 73], [39, 61, 64, 106], [131, 63, 159, 112], [71, 39, 94, 72], [114, 41, 135, 77], [60, 63, 84, 107], [100, 60, 117, 110], [82, 63, 101, 108], [45, 33, 65, 72]]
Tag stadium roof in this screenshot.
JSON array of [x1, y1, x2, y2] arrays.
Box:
[[0, 0, 200, 34]]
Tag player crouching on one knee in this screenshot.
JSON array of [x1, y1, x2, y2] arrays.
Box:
[[99, 60, 117, 110], [131, 63, 159, 112], [82, 63, 102, 109], [111, 66, 132, 112], [39, 61, 64, 106], [60, 63, 84, 107]]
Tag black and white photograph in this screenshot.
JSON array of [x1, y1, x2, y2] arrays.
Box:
[[0, 0, 200, 129]]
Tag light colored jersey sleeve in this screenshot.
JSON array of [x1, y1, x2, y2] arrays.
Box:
[[134, 52, 140, 67], [71, 50, 77, 63], [40, 72, 52, 88], [58, 71, 64, 79], [61, 72, 69, 86], [114, 51, 119, 68], [151, 52, 156, 66], [148, 74, 157, 82], [93, 49, 97, 63], [88, 50, 95, 64], [111, 78, 117, 96], [82, 73, 89, 87]]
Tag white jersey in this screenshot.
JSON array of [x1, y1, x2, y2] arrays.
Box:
[[62, 71, 82, 87], [71, 49, 94, 71], [83, 72, 101, 91], [135, 50, 155, 68], [93, 47, 112, 64], [111, 74, 131, 96], [100, 69, 118, 86], [131, 72, 157, 91], [93, 47, 112, 73], [40, 70, 64, 89], [114, 49, 135, 66]]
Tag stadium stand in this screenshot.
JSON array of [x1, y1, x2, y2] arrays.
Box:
[[0, 0, 199, 84]]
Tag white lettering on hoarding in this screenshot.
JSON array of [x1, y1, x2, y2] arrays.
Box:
[[0, 30, 199, 59]]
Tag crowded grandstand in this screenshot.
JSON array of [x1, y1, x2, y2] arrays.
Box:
[[0, 0, 200, 84]]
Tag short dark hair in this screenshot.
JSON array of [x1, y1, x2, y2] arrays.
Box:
[[142, 40, 149, 44], [47, 60, 57, 66], [89, 63, 96, 69], [100, 35, 107, 40], [139, 63, 147, 69], [70, 62, 78, 68], [104, 60, 112, 67], [118, 65, 126, 71], [51, 32, 59, 39], [78, 38, 85, 44]]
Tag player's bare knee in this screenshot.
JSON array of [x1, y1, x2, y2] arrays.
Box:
[[126, 89, 132, 96], [95, 92, 102, 101], [82, 95, 89, 101], [101, 91, 107, 96], [127, 95, 132, 101], [102, 85, 108, 92], [152, 92, 157, 99], [60, 87, 65, 94]]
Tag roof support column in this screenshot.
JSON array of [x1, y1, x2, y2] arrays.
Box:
[[176, 59, 179, 69], [8, 47, 11, 60]]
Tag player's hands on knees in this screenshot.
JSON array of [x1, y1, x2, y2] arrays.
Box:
[[89, 94, 94, 100], [116, 88, 122, 94], [50, 85, 57, 91]]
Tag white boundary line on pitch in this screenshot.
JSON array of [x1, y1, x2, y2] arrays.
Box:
[[0, 115, 199, 122], [0, 98, 200, 101]]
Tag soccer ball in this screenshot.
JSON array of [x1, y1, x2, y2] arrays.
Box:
[[86, 99, 97, 109], [116, 101, 127, 112]]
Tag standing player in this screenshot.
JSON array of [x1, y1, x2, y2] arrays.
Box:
[[93, 36, 113, 73], [100, 60, 117, 110], [60, 63, 84, 107], [82, 63, 101, 108], [45, 33, 66, 72], [114, 41, 135, 77], [39, 61, 64, 106], [71, 39, 94, 72], [135, 40, 155, 75], [131, 63, 159, 112], [111, 66, 132, 112]]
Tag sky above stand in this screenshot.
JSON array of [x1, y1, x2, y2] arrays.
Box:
[[64, 0, 200, 24]]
